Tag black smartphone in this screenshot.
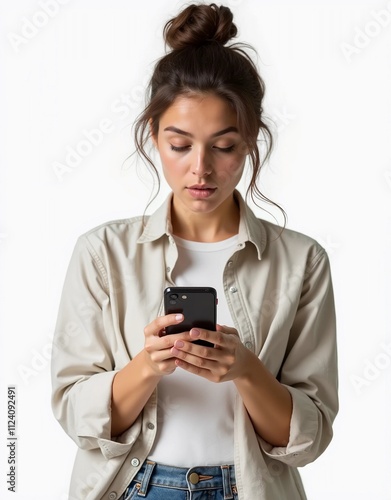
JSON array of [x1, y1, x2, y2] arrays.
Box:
[[164, 287, 217, 347]]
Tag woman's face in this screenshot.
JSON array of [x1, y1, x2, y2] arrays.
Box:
[[153, 93, 248, 218]]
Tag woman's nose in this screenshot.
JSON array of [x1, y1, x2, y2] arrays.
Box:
[[192, 149, 212, 177]]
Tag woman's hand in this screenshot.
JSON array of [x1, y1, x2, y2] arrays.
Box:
[[169, 323, 292, 446], [143, 313, 192, 377], [111, 313, 192, 436], [169, 324, 250, 382]]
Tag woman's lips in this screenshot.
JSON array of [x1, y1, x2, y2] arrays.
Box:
[[186, 186, 217, 199]]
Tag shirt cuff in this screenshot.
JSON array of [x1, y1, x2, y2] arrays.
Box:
[[257, 385, 322, 467], [74, 370, 142, 460]]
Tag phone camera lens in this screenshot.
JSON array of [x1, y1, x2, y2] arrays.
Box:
[[170, 294, 178, 300]]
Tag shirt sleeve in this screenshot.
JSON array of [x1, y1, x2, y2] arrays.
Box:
[[258, 248, 338, 467], [51, 235, 141, 460]]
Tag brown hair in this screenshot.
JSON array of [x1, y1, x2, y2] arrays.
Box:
[[134, 2, 286, 224]]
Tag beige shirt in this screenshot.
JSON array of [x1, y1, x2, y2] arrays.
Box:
[[51, 191, 338, 500]]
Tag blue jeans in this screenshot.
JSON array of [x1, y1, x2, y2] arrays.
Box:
[[121, 460, 238, 499]]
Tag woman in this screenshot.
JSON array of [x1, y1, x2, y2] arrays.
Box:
[[51, 3, 338, 499]]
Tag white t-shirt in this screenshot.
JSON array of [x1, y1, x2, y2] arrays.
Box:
[[148, 235, 239, 466]]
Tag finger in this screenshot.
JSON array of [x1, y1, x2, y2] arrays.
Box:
[[172, 337, 226, 368], [145, 330, 195, 360], [174, 358, 213, 380], [144, 313, 184, 337], [146, 330, 190, 354], [174, 353, 230, 383], [146, 342, 179, 362], [145, 352, 178, 376], [216, 324, 239, 336], [189, 328, 225, 347], [172, 346, 216, 373], [171, 339, 216, 360]]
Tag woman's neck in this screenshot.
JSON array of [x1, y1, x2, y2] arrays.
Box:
[[171, 196, 240, 243]]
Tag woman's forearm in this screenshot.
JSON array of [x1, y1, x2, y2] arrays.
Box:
[[111, 350, 162, 437], [234, 351, 292, 447]]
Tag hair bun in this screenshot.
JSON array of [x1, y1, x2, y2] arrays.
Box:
[[164, 3, 238, 50]]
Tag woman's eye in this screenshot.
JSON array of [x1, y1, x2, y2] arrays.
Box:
[[169, 144, 236, 153], [170, 144, 190, 152], [215, 145, 235, 153]]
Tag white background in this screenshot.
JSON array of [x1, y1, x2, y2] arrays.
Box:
[[0, 0, 390, 498]]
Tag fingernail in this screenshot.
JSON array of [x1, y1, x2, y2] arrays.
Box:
[[190, 329, 200, 338], [175, 314, 183, 321], [175, 340, 184, 348]]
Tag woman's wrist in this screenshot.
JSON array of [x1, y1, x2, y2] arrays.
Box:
[[111, 351, 163, 437], [233, 351, 292, 447]]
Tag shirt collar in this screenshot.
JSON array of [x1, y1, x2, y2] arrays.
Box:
[[137, 190, 267, 260], [136, 194, 174, 244], [235, 191, 267, 260]]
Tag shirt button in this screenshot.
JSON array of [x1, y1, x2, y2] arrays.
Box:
[[166, 267, 171, 273], [245, 341, 253, 350], [108, 493, 117, 500], [229, 286, 237, 293], [147, 422, 155, 430], [131, 458, 140, 467], [227, 261, 233, 267]]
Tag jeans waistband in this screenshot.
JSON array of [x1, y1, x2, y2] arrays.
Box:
[[132, 460, 236, 498]]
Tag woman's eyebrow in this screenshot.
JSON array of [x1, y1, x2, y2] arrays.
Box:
[[163, 126, 239, 138]]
